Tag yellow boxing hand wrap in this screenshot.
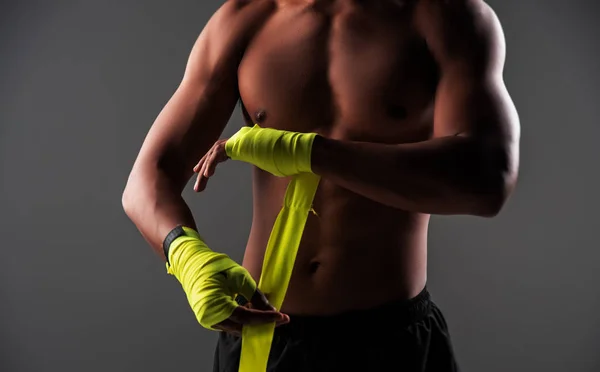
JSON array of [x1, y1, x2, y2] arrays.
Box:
[[165, 226, 256, 330], [239, 173, 321, 372], [225, 124, 318, 177]]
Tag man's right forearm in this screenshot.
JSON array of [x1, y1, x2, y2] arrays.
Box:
[[122, 167, 265, 331], [122, 166, 196, 260]]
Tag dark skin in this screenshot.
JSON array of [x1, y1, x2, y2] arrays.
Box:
[[124, 0, 519, 336]]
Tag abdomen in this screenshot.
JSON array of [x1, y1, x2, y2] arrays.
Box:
[[243, 172, 430, 315]]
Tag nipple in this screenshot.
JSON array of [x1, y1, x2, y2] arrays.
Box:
[[255, 109, 267, 123]]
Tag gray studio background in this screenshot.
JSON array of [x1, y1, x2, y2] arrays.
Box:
[[1, 1, 598, 371]]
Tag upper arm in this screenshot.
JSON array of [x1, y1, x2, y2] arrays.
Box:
[[415, 0, 520, 156], [130, 0, 274, 189]]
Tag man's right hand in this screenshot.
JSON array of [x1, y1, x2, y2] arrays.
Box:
[[213, 289, 290, 337], [165, 226, 288, 333]]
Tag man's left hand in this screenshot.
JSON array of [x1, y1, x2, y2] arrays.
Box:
[[193, 138, 229, 192], [193, 124, 318, 192]]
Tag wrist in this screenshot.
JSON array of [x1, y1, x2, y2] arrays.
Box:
[[165, 226, 237, 277], [291, 131, 318, 174], [163, 225, 202, 265], [309, 134, 329, 175], [225, 125, 318, 176]]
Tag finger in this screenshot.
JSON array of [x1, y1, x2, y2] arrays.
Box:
[[229, 306, 288, 326], [193, 152, 208, 173], [204, 147, 221, 177], [275, 315, 291, 326], [194, 171, 202, 192], [193, 156, 208, 192], [213, 319, 243, 336], [200, 148, 214, 179], [219, 313, 288, 330], [250, 289, 276, 311], [206, 142, 229, 178], [195, 174, 209, 192], [196, 149, 214, 192], [214, 326, 241, 337], [194, 171, 208, 192], [194, 163, 209, 192]]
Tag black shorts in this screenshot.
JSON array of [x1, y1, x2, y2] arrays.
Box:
[[213, 287, 459, 372]]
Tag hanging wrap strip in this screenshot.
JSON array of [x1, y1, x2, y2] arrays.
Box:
[[238, 172, 321, 372]]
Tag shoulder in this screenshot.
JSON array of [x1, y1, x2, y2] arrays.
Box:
[[210, 0, 276, 25], [200, 0, 276, 44], [194, 0, 276, 66], [219, 0, 275, 13], [413, 0, 505, 67], [413, 0, 496, 21]]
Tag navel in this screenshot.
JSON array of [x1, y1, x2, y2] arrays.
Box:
[[387, 104, 408, 120], [309, 260, 321, 274]]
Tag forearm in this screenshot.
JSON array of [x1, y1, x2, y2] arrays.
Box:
[[122, 168, 258, 331], [311, 134, 512, 216], [122, 166, 197, 259]]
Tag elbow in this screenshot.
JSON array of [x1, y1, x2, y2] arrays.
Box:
[[474, 190, 507, 218], [471, 145, 518, 218], [122, 184, 136, 219], [122, 187, 133, 216], [472, 168, 517, 218], [473, 139, 518, 218], [122, 171, 143, 220]]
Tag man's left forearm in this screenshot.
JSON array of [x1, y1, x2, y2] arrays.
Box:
[[310, 134, 515, 216]]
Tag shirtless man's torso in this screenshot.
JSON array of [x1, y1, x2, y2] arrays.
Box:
[[240, 0, 435, 315], [123, 0, 519, 370]]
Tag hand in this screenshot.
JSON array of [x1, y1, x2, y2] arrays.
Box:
[[193, 138, 229, 192], [213, 289, 290, 337]]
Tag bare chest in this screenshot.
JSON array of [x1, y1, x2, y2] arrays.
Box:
[[238, 3, 438, 143]]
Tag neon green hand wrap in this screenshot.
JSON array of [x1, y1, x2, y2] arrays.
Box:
[[225, 124, 318, 177], [239, 173, 321, 372], [165, 226, 256, 330]]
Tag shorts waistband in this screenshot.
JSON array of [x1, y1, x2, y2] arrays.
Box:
[[276, 286, 432, 334]]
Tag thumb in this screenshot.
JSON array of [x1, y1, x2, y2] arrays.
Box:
[[251, 289, 276, 311], [230, 307, 288, 326]]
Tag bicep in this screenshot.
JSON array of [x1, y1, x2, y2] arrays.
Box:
[[418, 0, 518, 143], [433, 63, 517, 143], [133, 5, 246, 189], [140, 81, 238, 188]]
